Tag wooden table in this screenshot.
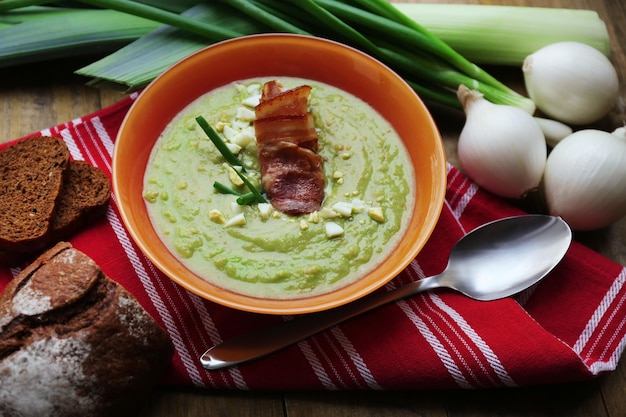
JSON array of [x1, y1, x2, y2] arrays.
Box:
[[1, 1, 625, 416]]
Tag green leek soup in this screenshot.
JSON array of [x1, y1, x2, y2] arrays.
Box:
[[143, 78, 415, 299]]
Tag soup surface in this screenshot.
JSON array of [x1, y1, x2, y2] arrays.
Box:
[[143, 77, 415, 299]]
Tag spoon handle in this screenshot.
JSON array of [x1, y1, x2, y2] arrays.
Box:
[[200, 275, 443, 370]]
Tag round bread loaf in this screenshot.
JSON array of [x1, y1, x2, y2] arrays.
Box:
[[0, 242, 174, 417]]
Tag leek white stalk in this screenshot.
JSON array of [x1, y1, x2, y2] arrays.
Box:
[[456, 85, 547, 199], [523, 42, 619, 125], [543, 128, 626, 231], [393, 3, 611, 65]]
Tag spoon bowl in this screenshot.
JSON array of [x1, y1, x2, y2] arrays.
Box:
[[201, 214, 572, 370], [437, 214, 572, 300]]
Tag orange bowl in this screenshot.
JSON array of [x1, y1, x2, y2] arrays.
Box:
[[113, 34, 446, 315]]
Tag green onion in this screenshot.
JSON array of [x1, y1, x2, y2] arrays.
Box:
[[77, 0, 241, 40], [321, 0, 511, 93], [213, 181, 242, 197], [195, 115, 245, 171], [237, 192, 262, 206], [225, 0, 309, 35], [128, 0, 208, 14], [232, 170, 267, 204], [213, 181, 264, 206], [0, 0, 50, 12], [214, 182, 260, 206]]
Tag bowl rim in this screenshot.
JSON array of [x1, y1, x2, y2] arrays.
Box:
[[113, 33, 447, 315]]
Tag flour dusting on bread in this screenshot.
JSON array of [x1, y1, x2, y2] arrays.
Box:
[[117, 292, 155, 347], [11, 281, 52, 316], [0, 335, 97, 415]]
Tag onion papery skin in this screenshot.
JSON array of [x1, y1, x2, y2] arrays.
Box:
[[544, 130, 626, 230], [523, 42, 619, 125]]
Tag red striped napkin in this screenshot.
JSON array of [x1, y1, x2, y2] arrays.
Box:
[[1, 94, 625, 390]]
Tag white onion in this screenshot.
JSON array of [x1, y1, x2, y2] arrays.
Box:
[[543, 128, 626, 230], [523, 42, 619, 125], [456, 85, 547, 199]]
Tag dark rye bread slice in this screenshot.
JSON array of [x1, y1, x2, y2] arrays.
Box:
[[0, 242, 174, 417], [0, 137, 111, 265], [51, 160, 111, 238], [0, 136, 69, 252]]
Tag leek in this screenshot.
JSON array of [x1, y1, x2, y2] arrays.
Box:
[[0, 5, 83, 23], [77, 3, 267, 89], [393, 3, 611, 65], [0, 6, 74, 30], [0, 7, 159, 67]]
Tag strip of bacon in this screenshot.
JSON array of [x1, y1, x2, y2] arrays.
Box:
[[258, 142, 324, 215], [254, 81, 324, 215], [260, 80, 285, 101], [257, 83, 311, 119], [254, 114, 318, 152]]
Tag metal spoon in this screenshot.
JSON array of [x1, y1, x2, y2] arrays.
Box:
[[200, 214, 572, 370]]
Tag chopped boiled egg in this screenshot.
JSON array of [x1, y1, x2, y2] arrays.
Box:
[[332, 202, 353, 217], [242, 94, 261, 108], [320, 207, 339, 219], [214, 121, 228, 132], [208, 209, 226, 224], [258, 203, 273, 220], [246, 83, 261, 95], [368, 207, 385, 222], [231, 130, 256, 148], [226, 142, 242, 155], [224, 163, 244, 186], [325, 222, 344, 238], [224, 213, 246, 227], [236, 106, 256, 122], [351, 198, 367, 213], [222, 124, 238, 141]]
